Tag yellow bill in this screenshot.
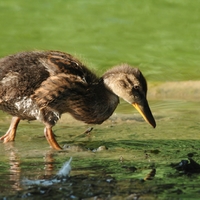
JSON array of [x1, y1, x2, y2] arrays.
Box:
[[132, 101, 156, 128]]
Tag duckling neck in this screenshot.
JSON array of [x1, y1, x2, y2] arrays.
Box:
[[68, 79, 119, 124], [103, 74, 122, 99]]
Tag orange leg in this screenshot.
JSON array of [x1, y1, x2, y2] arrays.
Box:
[[0, 117, 21, 143], [44, 127, 62, 150]]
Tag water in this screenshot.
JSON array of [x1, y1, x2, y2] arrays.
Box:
[[1, 0, 200, 82], [0, 0, 200, 198], [0, 96, 200, 199]]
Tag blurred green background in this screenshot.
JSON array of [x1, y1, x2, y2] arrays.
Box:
[[0, 0, 199, 81]]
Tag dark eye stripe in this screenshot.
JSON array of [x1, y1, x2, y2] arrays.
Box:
[[120, 80, 128, 88], [126, 76, 133, 85]]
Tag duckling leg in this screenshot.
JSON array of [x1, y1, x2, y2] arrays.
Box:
[[44, 127, 62, 150], [0, 117, 20, 143]]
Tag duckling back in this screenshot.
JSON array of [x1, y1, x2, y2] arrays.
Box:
[[0, 51, 100, 122]]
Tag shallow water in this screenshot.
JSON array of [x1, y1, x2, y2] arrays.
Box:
[[0, 97, 200, 199], [1, 0, 200, 198]]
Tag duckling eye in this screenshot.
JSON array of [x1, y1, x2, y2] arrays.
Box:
[[132, 86, 140, 98]]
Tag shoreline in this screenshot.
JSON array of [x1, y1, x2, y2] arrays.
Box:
[[148, 80, 200, 101]]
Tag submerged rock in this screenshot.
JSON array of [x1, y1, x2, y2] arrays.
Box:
[[172, 158, 200, 174]]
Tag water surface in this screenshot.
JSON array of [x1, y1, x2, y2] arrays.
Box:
[[0, 95, 199, 199]]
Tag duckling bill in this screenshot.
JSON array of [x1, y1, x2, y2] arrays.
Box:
[[0, 51, 156, 150]]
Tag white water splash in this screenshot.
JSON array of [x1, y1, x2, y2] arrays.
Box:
[[56, 157, 72, 177], [22, 157, 72, 186]]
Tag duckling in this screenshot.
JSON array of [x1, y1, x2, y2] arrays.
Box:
[[0, 51, 156, 150]]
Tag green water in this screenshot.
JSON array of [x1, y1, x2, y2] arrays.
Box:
[[0, 99, 200, 199], [0, 0, 200, 81], [0, 0, 200, 199]]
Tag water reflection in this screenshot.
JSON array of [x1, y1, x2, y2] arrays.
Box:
[[4, 143, 21, 191], [1, 144, 56, 194], [43, 151, 55, 177], [9, 149, 21, 191]]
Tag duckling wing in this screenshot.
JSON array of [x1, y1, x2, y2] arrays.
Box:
[[31, 73, 88, 112], [0, 52, 49, 102], [0, 51, 96, 102]]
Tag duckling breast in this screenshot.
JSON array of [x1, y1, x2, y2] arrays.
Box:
[[0, 97, 40, 120]]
